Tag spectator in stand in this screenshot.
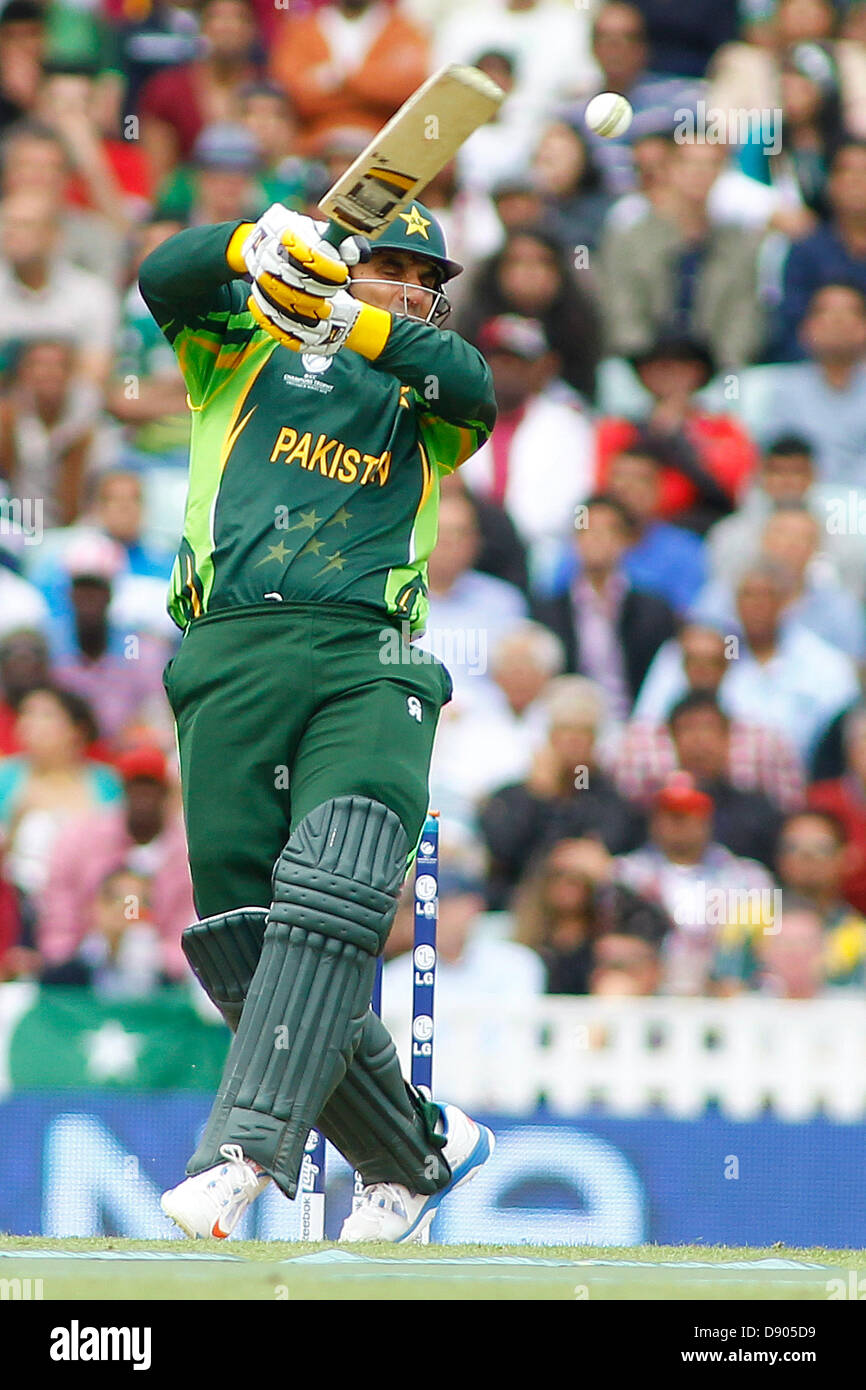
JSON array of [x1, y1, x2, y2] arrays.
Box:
[[0, 119, 126, 284], [238, 80, 315, 210], [0, 1, 46, 135], [438, 469, 529, 595], [456, 227, 604, 402], [760, 283, 866, 486], [433, 0, 595, 133], [269, 0, 429, 157], [384, 860, 544, 1014], [513, 836, 670, 994], [27, 470, 176, 621], [0, 538, 48, 641], [577, 2, 704, 196], [416, 488, 527, 704], [104, 218, 190, 474], [774, 143, 866, 361], [0, 190, 119, 387], [454, 52, 538, 197], [705, 434, 866, 602], [383, 851, 546, 1095], [0, 338, 99, 527], [458, 316, 595, 576], [618, 622, 805, 811], [35, 60, 152, 238], [603, 128, 675, 234], [719, 559, 859, 761], [529, 118, 614, 254], [0, 685, 121, 920], [430, 620, 563, 824], [532, 492, 677, 719], [48, 533, 174, 746], [597, 335, 758, 533], [666, 692, 783, 869], [479, 676, 645, 909], [736, 43, 845, 223], [635, 563, 856, 759], [616, 771, 775, 995], [111, 0, 199, 112], [606, 126, 812, 238], [694, 503, 866, 660], [716, 904, 836, 999], [713, 811, 866, 993], [40, 864, 169, 997], [599, 139, 766, 367], [0, 628, 49, 755], [630, 0, 737, 79], [154, 121, 267, 226], [709, 0, 866, 143], [589, 929, 664, 996], [601, 442, 707, 611], [138, 0, 263, 184], [38, 743, 193, 980], [808, 704, 866, 914], [0, 829, 26, 978]]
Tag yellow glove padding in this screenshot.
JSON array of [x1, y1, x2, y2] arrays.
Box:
[[256, 274, 336, 324], [277, 227, 350, 293], [247, 293, 310, 352]]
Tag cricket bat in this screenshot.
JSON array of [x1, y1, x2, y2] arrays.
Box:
[[318, 64, 505, 246]]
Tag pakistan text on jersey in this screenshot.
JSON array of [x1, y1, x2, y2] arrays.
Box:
[[270, 428, 392, 487]]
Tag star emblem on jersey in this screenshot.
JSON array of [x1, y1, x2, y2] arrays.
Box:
[[398, 205, 431, 240], [298, 536, 324, 557], [254, 540, 292, 567], [325, 506, 352, 528], [317, 552, 346, 573], [290, 509, 321, 531]]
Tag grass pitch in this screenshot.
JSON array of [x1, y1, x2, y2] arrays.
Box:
[[0, 1236, 861, 1300]]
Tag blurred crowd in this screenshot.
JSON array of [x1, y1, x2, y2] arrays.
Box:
[[2, 0, 866, 1008]]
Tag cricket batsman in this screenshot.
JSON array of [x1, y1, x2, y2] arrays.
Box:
[[139, 199, 496, 1242]]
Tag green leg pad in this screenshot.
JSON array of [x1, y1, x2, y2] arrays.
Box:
[[182, 908, 449, 1194], [317, 1011, 449, 1194], [187, 797, 409, 1198], [182, 908, 268, 1031]]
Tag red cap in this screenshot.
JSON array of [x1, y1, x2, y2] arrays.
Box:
[[116, 746, 168, 785], [477, 314, 549, 361], [654, 772, 713, 817]]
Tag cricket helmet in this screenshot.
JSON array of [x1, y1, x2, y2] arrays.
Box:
[[366, 200, 463, 281], [355, 201, 461, 327]]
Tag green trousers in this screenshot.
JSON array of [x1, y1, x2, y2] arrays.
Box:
[[164, 601, 451, 918]]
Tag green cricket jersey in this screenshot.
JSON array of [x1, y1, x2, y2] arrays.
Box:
[[138, 222, 496, 635]]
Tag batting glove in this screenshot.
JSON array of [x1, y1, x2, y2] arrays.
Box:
[[247, 281, 391, 359], [239, 204, 364, 302]]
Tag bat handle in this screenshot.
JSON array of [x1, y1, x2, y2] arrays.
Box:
[[322, 220, 372, 262]]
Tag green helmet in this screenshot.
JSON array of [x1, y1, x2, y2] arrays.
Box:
[[366, 201, 462, 282]]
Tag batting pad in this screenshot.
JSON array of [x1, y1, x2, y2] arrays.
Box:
[[186, 797, 408, 1197], [181, 907, 449, 1194], [318, 1011, 449, 1195], [182, 908, 268, 1031]]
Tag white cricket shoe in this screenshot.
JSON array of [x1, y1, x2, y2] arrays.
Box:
[[339, 1103, 494, 1244], [160, 1143, 271, 1239]]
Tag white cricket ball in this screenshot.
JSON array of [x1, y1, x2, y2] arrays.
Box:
[[584, 91, 634, 139]]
